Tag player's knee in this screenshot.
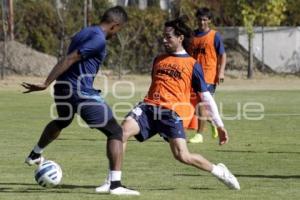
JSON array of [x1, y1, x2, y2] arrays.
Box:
[[108, 126, 122, 141], [174, 151, 190, 164], [100, 118, 123, 141], [122, 126, 132, 142], [53, 119, 72, 130], [121, 117, 139, 142]]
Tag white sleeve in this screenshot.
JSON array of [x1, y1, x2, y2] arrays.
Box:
[[200, 91, 224, 127]]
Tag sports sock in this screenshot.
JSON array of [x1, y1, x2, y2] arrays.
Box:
[[211, 164, 222, 177], [33, 145, 44, 154], [110, 181, 121, 189], [110, 170, 122, 181]]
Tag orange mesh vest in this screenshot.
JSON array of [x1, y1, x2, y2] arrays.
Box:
[[144, 54, 196, 127], [189, 30, 218, 84]]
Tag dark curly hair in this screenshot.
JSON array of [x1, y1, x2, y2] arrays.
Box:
[[164, 15, 193, 50], [195, 7, 213, 20]]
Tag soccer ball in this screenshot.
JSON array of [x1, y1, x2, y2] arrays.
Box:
[[34, 160, 62, 188]]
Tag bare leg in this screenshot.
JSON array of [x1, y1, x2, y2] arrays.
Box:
[[169, 138, 213, 171], [96, 116, 141, 194], [122, 116, 140, 153], [25, 120, 65, 165], [37, 120, 62, 148], [106, 139, 122, 171], [197, 123, 205, 134]]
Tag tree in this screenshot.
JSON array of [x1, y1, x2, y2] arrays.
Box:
[[238, 0, 286, 79], [285, 0, 300, 26], [1, 0, 8, 79]]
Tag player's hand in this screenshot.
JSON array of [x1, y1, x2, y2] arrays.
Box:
[[217, 127, 229, 145], [21, 82, 47, 93], [218, 73, 225, 85]]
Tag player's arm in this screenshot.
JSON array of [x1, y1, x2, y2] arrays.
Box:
[[192, 62, 228, 145], [215, 32, 226, 84], [192, 62, 224, 128], [217, 53, 226, 83], [22, 50, 81, 93]]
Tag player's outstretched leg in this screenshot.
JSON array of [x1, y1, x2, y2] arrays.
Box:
[[169, 138, 240, 190], [211, 163, 240, 190], [25, 120, 64, 166]]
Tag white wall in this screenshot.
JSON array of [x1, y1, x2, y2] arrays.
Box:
[[220, 27, 300, 73]]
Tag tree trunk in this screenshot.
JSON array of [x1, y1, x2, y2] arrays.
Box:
[[138, 0, 147, 10], [159, 0, 168, 10], [7, 0, 13, 40], [247, 34, 253, 79], [1, 0, 8, 79], [55, 0, 66, 60], [169, 0, 181, 19], [261, 25, 265, 72]]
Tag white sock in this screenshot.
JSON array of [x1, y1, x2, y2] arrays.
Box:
[[211, 164, 223, 178], [33, 145, 44, 154], [110, 170, 122, 182]]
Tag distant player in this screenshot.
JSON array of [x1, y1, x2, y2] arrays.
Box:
[[96, 16, 240, 192], [21, 6, 139, 196], [188, 7, 227, 144]]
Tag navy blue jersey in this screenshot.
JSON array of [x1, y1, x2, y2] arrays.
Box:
[[55, 26, 106, 94]]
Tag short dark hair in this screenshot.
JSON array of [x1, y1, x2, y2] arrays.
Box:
[[101, 6, 128, 24], [164, 15, 193, 50], [195, 7, 213, 19]]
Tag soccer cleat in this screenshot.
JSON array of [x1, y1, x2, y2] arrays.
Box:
[[95, 180, 110, 193], [110, 186, 140, 196], [189, 133, 204, 143], [215, 163, 240, 190], [211, 124, 218, 139], [25, 151, 45, 166]]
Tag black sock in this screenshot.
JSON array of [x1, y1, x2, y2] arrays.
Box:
[[110, 181, 122, 189], [29, 151, 40, 159]]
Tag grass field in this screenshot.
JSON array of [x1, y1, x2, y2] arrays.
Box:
[[0, 76, 300, 200]]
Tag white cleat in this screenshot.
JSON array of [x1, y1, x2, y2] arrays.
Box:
[[110, 186, 140, 196], [95, 181, 110, 193], [216, 163, 240, 190]]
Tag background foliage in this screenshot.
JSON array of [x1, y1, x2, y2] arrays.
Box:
[[1, 0, 299, 74]]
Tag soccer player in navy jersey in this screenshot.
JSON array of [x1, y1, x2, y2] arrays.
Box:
[[22, 6, 139, 195]]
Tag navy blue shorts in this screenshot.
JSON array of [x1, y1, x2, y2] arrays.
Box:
[[207, 84, 216, 95], [126, 103, 186, 142], [54, 89, 113, 129]]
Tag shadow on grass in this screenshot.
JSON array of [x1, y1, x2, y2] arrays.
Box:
[[173, 174, 206, 177], [235, 174, 300, 179], [147, 187, 176, 191], [267, 151, 300, 154], [216, 150, 300, 154], [173, 173, 300, 179], [57, 138, 99, 142], [189, 187, 215, 190], [216, 150, 258, 153], [0, 182, 106, 195]]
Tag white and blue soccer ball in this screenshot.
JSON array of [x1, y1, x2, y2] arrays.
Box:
[[34, 160, 62, 188]]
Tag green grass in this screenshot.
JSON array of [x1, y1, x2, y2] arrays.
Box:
[[0, 88, 300, 200]]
